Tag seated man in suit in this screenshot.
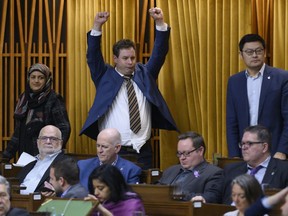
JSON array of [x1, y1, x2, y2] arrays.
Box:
[[223, 125, 288, 205], [18, 125, 66, 194], [0, 175, 30, 216], [157, 131, 223, 203], [78, 128, 142, 190], [42, 156, 88, 198], [245, 187, 288, 216]]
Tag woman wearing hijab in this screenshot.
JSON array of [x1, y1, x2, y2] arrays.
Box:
[[2, 63, 71, 161]]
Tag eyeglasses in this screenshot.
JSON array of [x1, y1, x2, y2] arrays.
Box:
[[242, 48, 264, 56], [176, 147, 200, 158], [38, 136, 62, 142], [238, 141, 264, 148]]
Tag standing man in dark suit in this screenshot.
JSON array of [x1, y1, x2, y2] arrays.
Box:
[[41, 156, 88, 198], [223, 125, 288, 205], [80, 7, 178, 169], [18, 125, 66, 194], [157, 131, 223, 203], [226, 33, 288, 159], [78, 128, 142, 191]]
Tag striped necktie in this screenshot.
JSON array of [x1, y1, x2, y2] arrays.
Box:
[[124, 76, 141, 134]]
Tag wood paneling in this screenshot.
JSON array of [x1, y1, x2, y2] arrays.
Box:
[[0, 0, 67, 158]]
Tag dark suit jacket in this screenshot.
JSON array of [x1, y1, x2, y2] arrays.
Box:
[[62, 183, 88, 198], [226, 65, 288, 157], [80, 29, 178, 139], [222, 158, 288, 204], [17, 151, 65, 193], [78, 156, 142, 191], [244, 197, 270, 216], [6, 207, 30, 216], [157, 161, 224, 203]]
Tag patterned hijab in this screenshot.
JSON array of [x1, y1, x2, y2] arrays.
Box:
[[14, 63, 53, 119]]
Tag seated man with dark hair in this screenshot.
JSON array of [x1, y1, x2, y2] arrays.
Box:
[[157, 131, 224, 203], [42, 156, 88, 198], [223, 125, 288, 205]]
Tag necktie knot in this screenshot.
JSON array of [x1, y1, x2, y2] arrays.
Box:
[[249, 165, 263, 176], [124, 75, 132, 81]]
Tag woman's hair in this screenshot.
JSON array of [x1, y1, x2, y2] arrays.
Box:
[[88, 164, 135, 203], [231, 174, 263, 205]]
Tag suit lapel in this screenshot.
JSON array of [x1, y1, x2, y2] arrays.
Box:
[[36, 152, 65, 191], [262, 158, 277, 184], [168, 165, 183, 184], [258, 66, 272, 117], [236, 72, 250, 124]]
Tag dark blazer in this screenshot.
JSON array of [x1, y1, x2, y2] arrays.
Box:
[[62, 183, 88, 198], [226, 65, 288, 157], [6, 207, 30, 216], [80, 29, 178, 139], [222, 158, 288, 204], [244, 197, 270, 216], [157, 161, 224, 203], [17, 151, 65, 192], [78, 156, 142, 191]]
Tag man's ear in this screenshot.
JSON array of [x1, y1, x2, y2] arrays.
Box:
[[59, 177, 65, 186], [262, 143, 269, 153], [113, 55, 118, 64], [115, 144, 121, 153], [239, 51, 244, 60]]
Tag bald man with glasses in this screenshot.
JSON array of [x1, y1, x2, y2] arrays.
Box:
[[17, 125, 66, 194], [157, 131, 223, 203], [223, 125, 288, 205]]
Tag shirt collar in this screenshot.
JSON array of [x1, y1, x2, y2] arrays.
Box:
[[247, 155, 271, 169], [245, 63, 265, 78], [115, 67, 135, 77], [36, 150, 62, 160], [99, 155, 119, 166]]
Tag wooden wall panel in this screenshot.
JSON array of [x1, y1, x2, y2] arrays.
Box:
[[0, 0, 67, 155]]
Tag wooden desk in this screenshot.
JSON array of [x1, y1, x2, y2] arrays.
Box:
[[131, 184, 238, 216], [11, 193, 45, 212], [131, 184, 190, 215], [192, 202, 235, 216], [140, 168, 162, 184], [0, 163, 22, 178], [216, 157, 243, 169]]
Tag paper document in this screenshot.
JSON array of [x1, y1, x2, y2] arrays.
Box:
[[13, 152, 36, 167]]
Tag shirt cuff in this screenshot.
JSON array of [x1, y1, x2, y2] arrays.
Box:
[[91, 24, 168, 35], [90, 29, 102, 36], [262, 197, 272, 209], [156, 23, 168, 31]]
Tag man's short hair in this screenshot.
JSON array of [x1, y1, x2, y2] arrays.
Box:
[[113, 39, 136, 57], [178, 131, 206, 155], [51, 156, 79, 185], [243, 125, 271, 151], [239, 34, 266, 51]]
